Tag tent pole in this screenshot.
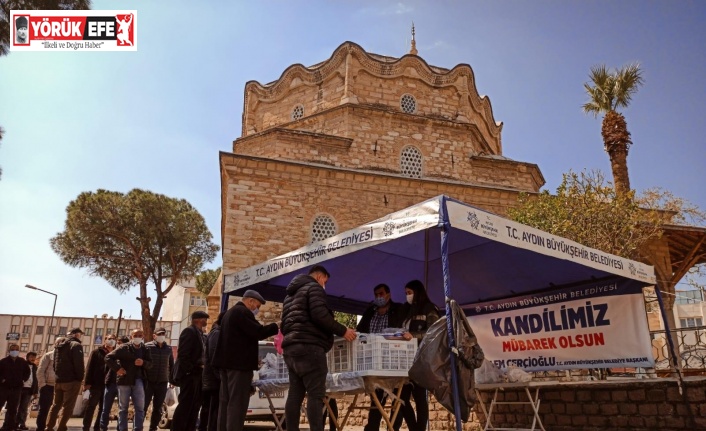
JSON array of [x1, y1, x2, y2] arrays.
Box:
[[441, 223, 463, 431], [220, 273, 229, 313], [424, 229, 430, 289]]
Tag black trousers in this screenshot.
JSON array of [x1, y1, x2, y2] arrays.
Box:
[[144, 381, 169, 431], [36, 385, 54, 431], [283, 346, 328, 431], [198, 388, 219, 431], [363, 388, 404, 431], [82, 385, 105, 431], [217, 370, 252, 431], [0, 386, 22, 430], [397, 383, 428, 431], [172, 373, 202, 431]]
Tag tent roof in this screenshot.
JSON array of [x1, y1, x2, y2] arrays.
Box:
[[224, 196, 655, 314]]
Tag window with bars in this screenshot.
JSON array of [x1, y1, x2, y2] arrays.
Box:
[[22, 325, 31, 335], [400, 94, 416, 114], [680, 317, 704, 328], [291, 104, 304, 121], [311, 215, 337, 243], [36, 326, 44, 335], [400, 146, 423, 178]]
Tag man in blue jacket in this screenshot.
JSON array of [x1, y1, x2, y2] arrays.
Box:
[[213, 291, 278, 431]]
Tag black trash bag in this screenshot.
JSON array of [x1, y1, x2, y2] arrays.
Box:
[[408, 300, 484, 422]]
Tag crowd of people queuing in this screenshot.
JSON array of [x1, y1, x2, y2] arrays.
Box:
[[0, 265, 439, 431]]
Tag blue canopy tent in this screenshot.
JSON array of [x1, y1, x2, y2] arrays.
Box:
[[223, 195, 660, 430]]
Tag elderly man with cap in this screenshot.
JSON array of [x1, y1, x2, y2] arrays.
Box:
[[47, 328, 85, 431], [15, 16, 28, 44], [213, 290, 278, 431], [171, 310, 209, 431]]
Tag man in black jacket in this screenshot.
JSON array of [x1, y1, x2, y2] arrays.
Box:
[[105, 329, 153, 431], [214, 291, 278, 431], [281, 266, 356, 431], [144, 328, 174, 431], [47, 328, 85, 431], [16, 351, 38, 430], [0, 343, 30, 431], [171, 311, 209, 431], [199, 312, 223, 431], [82, 335, 115, 431]]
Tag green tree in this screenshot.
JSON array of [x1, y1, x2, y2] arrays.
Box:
[[334, 312, 358, 329], [508, 170, 704, 260], [582, 63, 644, 196], [196, 268, 220, 296], [50, 188, 219, 339], [0, 0, 92, 56]]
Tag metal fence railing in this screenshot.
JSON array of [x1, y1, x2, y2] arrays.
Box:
[[527, 326, 706, 381]]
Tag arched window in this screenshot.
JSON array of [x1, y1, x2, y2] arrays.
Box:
[[400, 94, 417, 114], [400, 146, 423, 178], [311, 214, 337, 243], [291, 104, 304, 121]]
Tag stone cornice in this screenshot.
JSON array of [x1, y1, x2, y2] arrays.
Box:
[[469, 155, 546, 188], [220, 152, 541, 196], [243, 41, 502, 140], [233, 128, 353, 153]]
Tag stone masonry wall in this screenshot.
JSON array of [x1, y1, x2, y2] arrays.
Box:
[[473, 378, 706, 431], [220, 154, 531, 273], [234, 106, 543, 195]]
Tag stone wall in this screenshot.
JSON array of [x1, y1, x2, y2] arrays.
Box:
[[220, 154, 535, 274], [473, 378, 706, 431]]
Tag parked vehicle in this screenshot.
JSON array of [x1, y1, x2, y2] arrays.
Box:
[[159, 342, 286, 429]]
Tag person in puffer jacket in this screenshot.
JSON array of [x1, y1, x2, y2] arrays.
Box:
[[280, 265, 356, 431], [47, 328, 85, 431], [144, 328, 174, 431]]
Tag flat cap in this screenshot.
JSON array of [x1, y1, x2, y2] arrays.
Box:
[[191, 310, 209, 320], [69, 328, 84, 335], [243, 289, 266, 304], [155, 327, 167, 335]]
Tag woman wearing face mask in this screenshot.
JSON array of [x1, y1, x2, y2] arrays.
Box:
[[396, 280, 440, 431]]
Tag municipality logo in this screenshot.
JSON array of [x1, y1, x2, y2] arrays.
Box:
[[467, 212, 480, 230], [628, 262, 637, 276], [383, 221, 395, 237]]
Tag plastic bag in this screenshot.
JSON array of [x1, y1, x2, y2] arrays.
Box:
[[474, 360, 505, 384], [506, 365, 532, 383], [164, 387, 177, 406], [274, 330, 284, 354], [258, 353, 278, 380], [82, 390, 90, 401]]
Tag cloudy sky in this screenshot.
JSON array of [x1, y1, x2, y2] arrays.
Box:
[[1, 0, 704, 318]]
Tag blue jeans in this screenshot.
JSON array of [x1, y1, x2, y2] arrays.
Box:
[[118, 379, 145, 431], [100, 384, 119, 431]]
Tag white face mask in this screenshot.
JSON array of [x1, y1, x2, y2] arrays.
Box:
[[252, 307, 260, 317], [106, 339, 116, 347], [406, 294, 414, 304], [132, 337, 143, 345], [9, 350, 19, 358], [156, 335, 166, 343]]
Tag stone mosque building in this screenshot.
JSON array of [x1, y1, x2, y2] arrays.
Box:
[[208, 37, 706, 431], [214, 39, 544, 309]]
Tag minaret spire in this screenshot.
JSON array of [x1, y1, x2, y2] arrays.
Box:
[[409, 22, 418, 55]]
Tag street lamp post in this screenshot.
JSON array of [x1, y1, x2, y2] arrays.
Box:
[[25, 284, 57, 354]]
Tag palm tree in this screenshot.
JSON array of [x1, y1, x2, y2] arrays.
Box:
[[582, 63, 644, 196]]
